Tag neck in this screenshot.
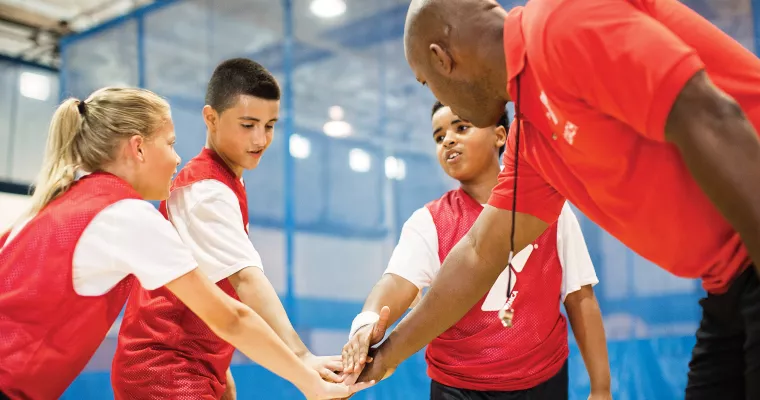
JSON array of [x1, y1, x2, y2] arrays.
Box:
[[206, 136, 243, 178], [459, 163, 501, 204], [100, 163, 138, 193]]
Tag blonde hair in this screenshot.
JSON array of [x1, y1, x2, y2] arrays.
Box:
[[29, 87, 171, 215]]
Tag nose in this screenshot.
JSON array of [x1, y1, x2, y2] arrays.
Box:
[[442, 129, 457, 148], [174, 150, 181, 166], [250, 126, 268, 147]]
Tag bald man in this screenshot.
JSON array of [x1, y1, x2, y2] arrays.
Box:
[[354, 0, 760, 399]]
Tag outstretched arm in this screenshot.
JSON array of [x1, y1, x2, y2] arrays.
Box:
[[665, 71, 760, 271], [360, 206, 549, 378]]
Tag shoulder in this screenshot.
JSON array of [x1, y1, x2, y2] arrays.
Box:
[[403, 207, 435, 234], [170, 179, 238, 208]]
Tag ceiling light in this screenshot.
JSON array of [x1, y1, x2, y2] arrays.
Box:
[[323, 120, 352, 138], [310, 0, 346, 18]]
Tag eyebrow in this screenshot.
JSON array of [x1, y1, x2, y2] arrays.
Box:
[[238, 116, 279, 123], [432, 119, 463, 136]]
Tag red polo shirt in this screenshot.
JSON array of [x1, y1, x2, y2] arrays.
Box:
[[488, 0, 760, 293]]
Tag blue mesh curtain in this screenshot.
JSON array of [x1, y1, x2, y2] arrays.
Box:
[[55, 0, 759, 398]]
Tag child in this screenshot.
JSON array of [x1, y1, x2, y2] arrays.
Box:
[[342, 102, 611, 399], [112, 59, 343, 399]]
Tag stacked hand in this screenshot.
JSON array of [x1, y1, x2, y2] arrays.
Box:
[[297, 352, 376, 399], [341, 307, 391, 375]]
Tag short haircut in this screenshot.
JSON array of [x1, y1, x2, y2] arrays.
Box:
[[431, 101, 508, 157], [205, 58, 280, 113]]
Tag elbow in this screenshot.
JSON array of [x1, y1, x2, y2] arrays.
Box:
[[214, 302, 255, 340]]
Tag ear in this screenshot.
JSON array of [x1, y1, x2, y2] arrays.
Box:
[[126, 134, 146, 162], [202, 105, 217, 132], [494, 124, 507, 150], [429, 44, 453, 76]]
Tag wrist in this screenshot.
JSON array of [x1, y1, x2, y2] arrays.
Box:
[[590, 381, 611, 394], [349, 311, 380, 339], [292, 364, 321, 394], [294, 347, 311, 360]]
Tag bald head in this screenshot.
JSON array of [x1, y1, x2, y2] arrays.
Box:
[[403, 0, 510, 128], [404, 0, 496, 55]]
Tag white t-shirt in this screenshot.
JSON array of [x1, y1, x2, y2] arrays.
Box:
[[2, 199, 198, 296], [166, 179, 263, 283], [385, 202, 598, 307]]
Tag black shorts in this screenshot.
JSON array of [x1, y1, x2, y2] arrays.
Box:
[[686, 265, 760, 400], [0, 391, 8, 400], [430, 361, 568, 400]]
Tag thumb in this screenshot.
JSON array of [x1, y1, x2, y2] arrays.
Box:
[[373, 306, 391, 338]]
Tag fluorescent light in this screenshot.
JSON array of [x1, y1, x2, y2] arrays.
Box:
[[385, 156, 406, 180], [310, 0, 346, 18], [289, 134, 311, 159], [323, 120, 352, 138], [349, 148, 371, 173], [19, 72, 50, 101]]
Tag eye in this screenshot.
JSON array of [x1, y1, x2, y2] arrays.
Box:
[[457, 125, 470, 133], [241, 124, 254, 129]]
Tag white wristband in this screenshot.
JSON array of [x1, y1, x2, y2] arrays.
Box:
[[349, 311, 380, 339]]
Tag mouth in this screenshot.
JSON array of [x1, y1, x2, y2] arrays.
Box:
[[247, 150, 263, 158], [446, 151, 462, 163]]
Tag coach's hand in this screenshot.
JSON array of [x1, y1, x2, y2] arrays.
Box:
[[342, 306, 391, 374], [302, 353, 344, 383], [355, 347, 396, 385]]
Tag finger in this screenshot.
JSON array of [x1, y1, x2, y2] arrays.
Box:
[[341, 345, 350, 373], [346, 380, 377, 394], [376, 306, 391, 333], [320, 367, 343, 383], [356, 334, 372, 367], [324, 357, 344, 372]]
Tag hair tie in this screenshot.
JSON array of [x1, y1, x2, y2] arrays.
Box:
[[77, 101, 86, 115]]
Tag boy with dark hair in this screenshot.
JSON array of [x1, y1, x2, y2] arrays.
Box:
[[112, 58, 356, 399], [342, 103, 611, 399]]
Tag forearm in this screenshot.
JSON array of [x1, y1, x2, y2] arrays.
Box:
[[221, 368, 236, 400], [234, 268, 310, 357], [565, 287, 610, 393], [216, 302, 315, 391], [361, 274, 419, 325], [380, 234, 506, 366]]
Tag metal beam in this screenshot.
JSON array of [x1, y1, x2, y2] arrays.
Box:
[[0, 3, 71, 35]]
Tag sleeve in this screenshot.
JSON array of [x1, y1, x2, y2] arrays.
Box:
[[77, 199, 198, 290], [383, 207, 440, 290], [488, 121, 565, 223], [168, 180, 263, 283], [544, 0, 705, 141], [557, 203, 599, 301]]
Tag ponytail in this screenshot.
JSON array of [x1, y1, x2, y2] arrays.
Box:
[[28, 98, 83, 215]]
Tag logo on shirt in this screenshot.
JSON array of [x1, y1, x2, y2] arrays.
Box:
[[540, 91, 558, 125], [481, 244, 535, 311], [563, 121, 578, 145]]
